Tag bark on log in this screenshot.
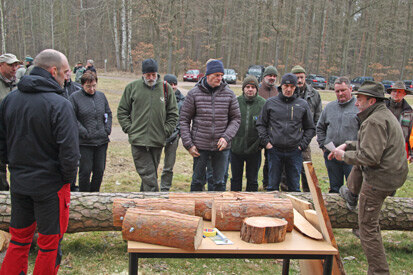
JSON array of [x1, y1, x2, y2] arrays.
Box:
[[112, 198, 195, 227], [0, 192, 412, 233], [240, 217, 288, 244], [212, 198, 294, 231], [122, 209, 203, 250]]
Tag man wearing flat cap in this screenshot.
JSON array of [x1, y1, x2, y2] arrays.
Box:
[[256, 73, 315, 192], [385, 80, 413, 161], [0, 53, 20, 191], [118, 58, 178, 191], [180, 59, 241, 192], [330, 81, 408, 275]]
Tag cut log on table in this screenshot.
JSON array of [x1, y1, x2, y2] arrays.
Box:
[[212, 198, 294, 232], [0, 192, 412, 233], [240, 217, 288, 244], [169, 192, 275, 220], [112, 198, 195, 227], [293, 209, 323, 240], [122, 209, 203, 251]]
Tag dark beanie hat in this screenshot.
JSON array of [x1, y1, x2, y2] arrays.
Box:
[[263, 66, 278, 77], [206, 59, 224, 76], [142, 58, 158, 74], [164, 74, 178, 85], [242, 75, 259, 91], [281, 73, 298, 86]]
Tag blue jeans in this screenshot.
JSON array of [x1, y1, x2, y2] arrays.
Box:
[[191, 149, 230, 191], [205, 153, 230, 191], [323, 151, 353, 193], [230, 151, 261, 191], [267, 148, 302, 192]]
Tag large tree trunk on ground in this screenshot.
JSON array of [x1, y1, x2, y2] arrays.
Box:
[[122, 209, 203, 251], [0, 192, 412, 233]]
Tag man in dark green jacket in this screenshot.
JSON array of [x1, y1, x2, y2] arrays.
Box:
[[117, 59, 178, 191], [230, 76, 265, 191]]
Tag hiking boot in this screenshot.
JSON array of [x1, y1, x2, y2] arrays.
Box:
[[339, 185, 358, 211]]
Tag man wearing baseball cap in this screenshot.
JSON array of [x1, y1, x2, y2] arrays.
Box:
[[256, 73, 315, 192], [330, 81, 408, 274], [118, 59, 178, 192], [0, 53, 20, 191]]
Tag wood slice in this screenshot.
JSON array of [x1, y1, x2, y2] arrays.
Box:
[[240, 217, 288, 244], [112, 198, 195, 227], [122, 209, 203, 251], [212, 198, 294, 232], [293, 209, 323, 240]]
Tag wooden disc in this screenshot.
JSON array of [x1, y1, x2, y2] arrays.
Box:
[[240, 217, 288, 244]]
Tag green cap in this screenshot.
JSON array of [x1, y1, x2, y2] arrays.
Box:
[[242, 75, 259, 91], [263, 66, 278, 78], [291, 65, 306, 74]]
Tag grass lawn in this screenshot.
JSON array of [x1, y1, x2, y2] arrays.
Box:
[[23, 74, 412, 274]]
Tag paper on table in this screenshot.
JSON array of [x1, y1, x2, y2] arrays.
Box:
[[324, 142, 336, 152]]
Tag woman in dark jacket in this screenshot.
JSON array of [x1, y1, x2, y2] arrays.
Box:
[[69, 71, 112, 192]]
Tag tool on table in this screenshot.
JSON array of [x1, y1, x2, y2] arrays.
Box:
[[209, 228, 233, 245]]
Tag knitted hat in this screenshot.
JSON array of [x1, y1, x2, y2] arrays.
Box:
[[281, 73, 298, 86], [291, 65, 306, 74], [0, 53, 19, 64], [352, 81, 386, 99], [242, 75, 259, 91], [206, 60, 224, 76], [164, 74, 178, 85], [263, 66, 278, 78], [25, 56, 34, 62], [142, 58, 158, 74]]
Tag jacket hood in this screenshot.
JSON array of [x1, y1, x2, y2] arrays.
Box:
[[17, 67, 64, 95]]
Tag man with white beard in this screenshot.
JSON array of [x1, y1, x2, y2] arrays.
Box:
[[117, 59, 178, 191]]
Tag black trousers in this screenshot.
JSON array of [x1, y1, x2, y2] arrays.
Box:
[[78, 143, 108, 192]]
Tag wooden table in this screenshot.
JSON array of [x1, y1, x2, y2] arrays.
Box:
[[127, 222, 338, 275]]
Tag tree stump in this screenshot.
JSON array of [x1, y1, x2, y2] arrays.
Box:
[[112, 198, 195, 227], [122, 209, 203, 251], [240, 217, 288, 244], [212, 198, 294, 231]]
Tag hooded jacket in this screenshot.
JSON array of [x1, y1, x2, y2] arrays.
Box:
[[180, 77, 241, 151], [256, 86, 315, 151], [0, 66, 80, 195]]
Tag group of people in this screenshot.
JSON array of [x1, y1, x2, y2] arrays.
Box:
[[0, 50, 409, 274]]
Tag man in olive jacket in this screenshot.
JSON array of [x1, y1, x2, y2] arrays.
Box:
[[230, 75, 265, 191], [117, 59, 178, 191], [330, 81, 408, 275]]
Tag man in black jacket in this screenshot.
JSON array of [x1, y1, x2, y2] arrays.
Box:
[[0, 49, 80, 275], [256, 73, 315, 192]]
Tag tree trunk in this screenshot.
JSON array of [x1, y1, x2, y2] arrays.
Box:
[[112, 198, 195, 228], [120, 0, 126, 70], [211, 198, 294, 232], [122, 209, 203, 251], [0, 0, 6, 52], [240, 217, 288, 244], [0, 192, 411, 233]]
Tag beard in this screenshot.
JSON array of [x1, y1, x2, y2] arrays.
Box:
[[264, 78, 275, 86], [144, 75, 158, 87]]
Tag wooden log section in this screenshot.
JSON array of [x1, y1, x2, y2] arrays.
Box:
[[212, 198, 294, 232], [113, 198, 195, 227], [122, 209, 203, 251], [240, 217, 288, 244], [169, 192, 275, 220]]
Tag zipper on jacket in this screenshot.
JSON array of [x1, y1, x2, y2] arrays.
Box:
[[245, 103, 250, 152], [211, 92, 216, 149], [291, 106, 293, 120]]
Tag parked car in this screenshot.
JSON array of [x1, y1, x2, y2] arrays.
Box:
[[306, 74, 326, 90], [350, 76, 374, 91], [381, 80, 395, 90], [183, 69, 204, 82], [245, 65, 265, 82], [328, 76, 339, 90], [223, 68, 237, 84], [404, 80, 413, 92]]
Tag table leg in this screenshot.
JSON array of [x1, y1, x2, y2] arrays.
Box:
[[129, 253, 138, 275], [282, 259, 290, 275], [323, 255, 333, 275]]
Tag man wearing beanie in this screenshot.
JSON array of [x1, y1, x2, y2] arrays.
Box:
[[180, 59, 241, 191], [230, 76, 265, 191], [257, 65, 279, 190], [118, 59, 178, 192], [291, 65, 322, 191], [256, 73, 315, 192], [160, 74, 185, 191]]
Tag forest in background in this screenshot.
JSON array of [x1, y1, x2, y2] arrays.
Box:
[[0, 0, 412, 80]]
